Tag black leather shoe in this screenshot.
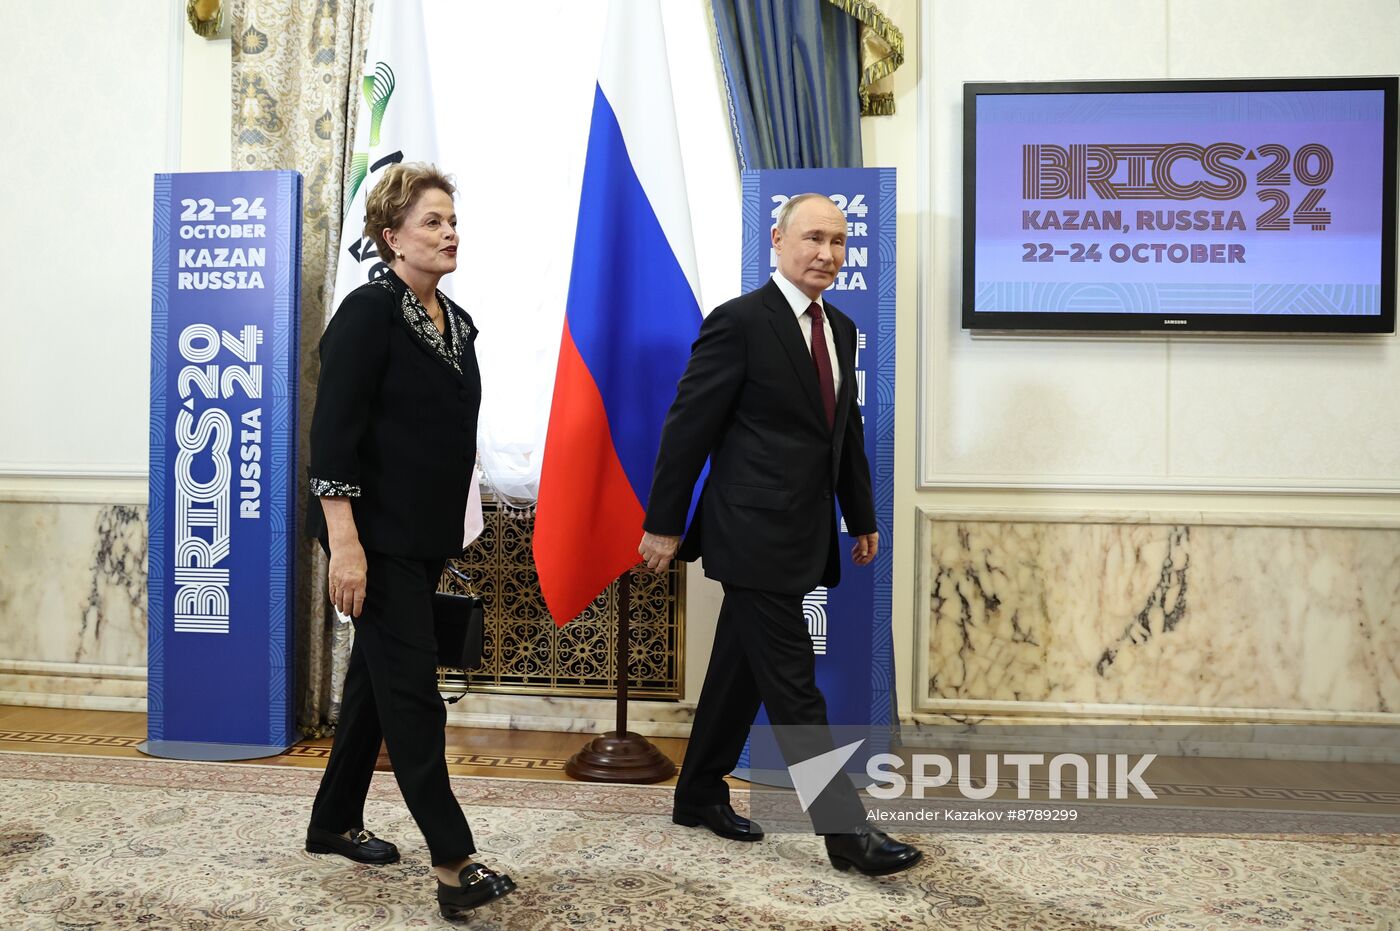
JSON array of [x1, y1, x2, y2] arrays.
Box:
[[825, 827, 922, 876], [672, 803, 764, 842], [305, 826, 400, 864], [437, 862, 517, 921]]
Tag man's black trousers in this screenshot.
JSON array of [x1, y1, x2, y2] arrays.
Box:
[[675, 583, 866, 832]]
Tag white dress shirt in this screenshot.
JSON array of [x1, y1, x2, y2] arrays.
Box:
[[771, 271, 842, 398]]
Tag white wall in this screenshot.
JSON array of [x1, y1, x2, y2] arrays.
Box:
[[0, 1, 183, 480], [181, 11, 233, 174], [919, 0, 1400, 492]]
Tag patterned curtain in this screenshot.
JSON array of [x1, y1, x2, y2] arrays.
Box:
[[229, 0, 374, 736], [708, 0, 903, 170]]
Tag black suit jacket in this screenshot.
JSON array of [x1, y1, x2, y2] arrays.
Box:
[[306, 272, 481, 560], [643, 278, 875, 595]]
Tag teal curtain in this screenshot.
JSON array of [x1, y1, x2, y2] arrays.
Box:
[[711, 0, 864, 169]]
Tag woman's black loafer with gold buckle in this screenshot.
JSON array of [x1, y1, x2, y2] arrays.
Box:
[[305, 826, 401, 864], [437, 862, 516, 920]]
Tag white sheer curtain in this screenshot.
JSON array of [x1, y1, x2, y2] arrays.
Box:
[[423, 0, 741, 504]]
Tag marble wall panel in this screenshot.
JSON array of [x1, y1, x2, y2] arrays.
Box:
[[0, 502, 147, 667], [918, 514, 1400, 716], [0, 498, 710, 730]]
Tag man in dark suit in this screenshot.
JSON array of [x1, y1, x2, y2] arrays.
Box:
[[638, 194, 920, 877]]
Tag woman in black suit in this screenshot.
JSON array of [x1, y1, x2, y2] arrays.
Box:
[[303, 163, 514, 920]]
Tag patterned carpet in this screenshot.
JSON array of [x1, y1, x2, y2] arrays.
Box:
[[0, 752, 1397, 930]]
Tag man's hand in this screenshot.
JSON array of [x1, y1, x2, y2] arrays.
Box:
[[638, 532, 681, 572], [851, 532, 879, 567]]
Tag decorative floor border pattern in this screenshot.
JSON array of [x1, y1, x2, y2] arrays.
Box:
[[0, 730, 573, 772], [0, 750, 674, 815], [4, 730, 1395, 806]]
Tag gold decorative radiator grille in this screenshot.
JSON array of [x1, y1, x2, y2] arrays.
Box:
[[438, 504, 683, 699]]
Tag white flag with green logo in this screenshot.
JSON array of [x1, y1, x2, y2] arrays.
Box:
[[331, 0, 440, 307]]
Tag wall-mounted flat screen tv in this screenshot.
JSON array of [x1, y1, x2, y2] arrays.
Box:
[[963, 77, 1397, 333]]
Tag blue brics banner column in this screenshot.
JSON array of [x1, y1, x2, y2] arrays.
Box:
[[145, 171, 301, 760], [738, 168, 898, 767]]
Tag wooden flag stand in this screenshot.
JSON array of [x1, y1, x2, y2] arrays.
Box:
[[565, 569, 677, 783]]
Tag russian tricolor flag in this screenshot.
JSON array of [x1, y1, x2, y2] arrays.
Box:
[[533, 1, 704, 626]]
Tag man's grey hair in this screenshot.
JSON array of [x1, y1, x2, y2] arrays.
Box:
[[774, 193, 837, 232]]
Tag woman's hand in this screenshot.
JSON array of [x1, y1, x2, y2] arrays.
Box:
[[328, 539, 368, 617], [320, 496, 367, 617]]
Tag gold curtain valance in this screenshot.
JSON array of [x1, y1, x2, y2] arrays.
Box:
[[824, 0, 905, 116]]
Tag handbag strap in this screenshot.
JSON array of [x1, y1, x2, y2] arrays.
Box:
[[440, 563, 478, 705], [443, 563, 477, 594]]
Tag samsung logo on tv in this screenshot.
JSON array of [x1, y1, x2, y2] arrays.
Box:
[[1163, 319, 1188, 325]]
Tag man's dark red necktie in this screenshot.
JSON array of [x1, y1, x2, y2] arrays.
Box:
[[806, 302, 836, 429]]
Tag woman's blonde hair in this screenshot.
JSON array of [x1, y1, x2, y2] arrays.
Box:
[[363, 162, 457, 263]]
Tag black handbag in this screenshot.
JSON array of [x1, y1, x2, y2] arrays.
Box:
[[433, 565, 484, 696]]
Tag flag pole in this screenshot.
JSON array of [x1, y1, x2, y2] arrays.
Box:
[[565, 567, 677, 783], [616, 569, 629, 736]]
